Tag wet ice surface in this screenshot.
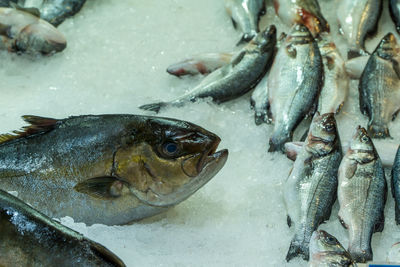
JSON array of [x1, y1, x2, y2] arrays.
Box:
[[1, 0, 400, 266]]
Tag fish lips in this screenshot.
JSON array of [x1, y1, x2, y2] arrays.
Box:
[[131, 148, 228, 207]]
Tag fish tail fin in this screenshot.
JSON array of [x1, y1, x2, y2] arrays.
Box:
[[348, 246, 372, 263], [286, 238, 309, 262], [139, 102, 167, 113], [268, 131, 291, 153], [367, 123, 390, 139]]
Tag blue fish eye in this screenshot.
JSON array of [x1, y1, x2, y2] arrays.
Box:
[[163, 142, 178, 156]]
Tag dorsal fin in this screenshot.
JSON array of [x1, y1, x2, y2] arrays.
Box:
[[0, 115, 60, 144]]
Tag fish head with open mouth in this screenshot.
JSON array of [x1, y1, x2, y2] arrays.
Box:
[[306, 112, 339, 156], [15, 19, 66, 54], [113, 117, 228, 207], [348, 126, 377, 164]]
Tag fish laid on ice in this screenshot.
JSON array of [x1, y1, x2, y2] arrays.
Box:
[[0, 189, 125, 267], [0, 7, 66, 54], [284, 113, 342, 261], [338, 126, 386, 263], [391, 146, 400, 224], [166, 52, 233, 77], [273, 0, 329, 36], [0, 114, 228, 225], [390, 0, 400, 35], [337, 0, 382, 58], [284, 139, 398, 168], [224, 0, 265, 45], [309, 230, 355, 267], [139, 25, 276, 113], [250, 72, 269, 125], [268, 24, 322, 152], [318, 40, 348, 114], [359, 33, 400, 138]]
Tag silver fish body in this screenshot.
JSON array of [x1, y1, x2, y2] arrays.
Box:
[[250, 72, 269, 125], [284, 113, 342, 261], [140, 25, 276, 113], [391, 145, 400, 224], [337, 0, 382, 58], [268, 24, 322, 152], [224, 0, 265, 44], [309, 230, 355, 267], [338, 126, 386, 263], [390, 0, 400, 34], [318, 41, 348, 114], [359, 33, 400, 138], [273, 0, 329, 36]]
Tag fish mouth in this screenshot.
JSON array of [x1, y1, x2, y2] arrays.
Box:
[[197, 137, 221, 174], [131, 148, 228, 207]]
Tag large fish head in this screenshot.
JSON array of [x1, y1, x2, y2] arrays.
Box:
[[376, 32, 400, 60], [349, 126, 376, 163], [114, 117, 228, 207], [310, 230, 352, 265], [15, 20, 67, 54], [251, 24, 276, 52], [306, 112, 339, 155]]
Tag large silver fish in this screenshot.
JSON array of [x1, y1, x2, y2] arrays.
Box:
[[284, 113, 342, 261], [338, 126, 386, 263], [267, 24, 322, 152], [0, 189, 126, 266], [273, 0, 329, 37], [0, 7, 66, 54], [309, 230, 355, 267], [359, 33, 400, 138], [224, 0, 265, 45], [139, 25, 276, 113], [318, 40, 348, 114], [0, 114, 228, 226], [337, 0, 382, 58]]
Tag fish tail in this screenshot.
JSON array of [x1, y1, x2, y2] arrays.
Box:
[[268, 132, 291, 153], [139, 102, 167, 113], [286, 238, 309, 262], [367, 123, 390, 139], [348, 246, 372, 263]]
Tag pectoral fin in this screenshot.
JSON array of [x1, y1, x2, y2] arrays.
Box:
[[74, 176, 128, 200]]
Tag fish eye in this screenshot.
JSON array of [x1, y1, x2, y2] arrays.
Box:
[[162, 142, 179, 157], [325, 123, 334, 132], [361, 136, 369, 143], [324, 236, 336, 244]]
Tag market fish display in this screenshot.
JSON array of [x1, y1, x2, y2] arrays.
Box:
[[284, 139, 398, 168], [309, 230, 355, 267], [391, 146, 400, 224], [166, 52, 233, 77], [337, 0, 382, 58], [0, 7, 66, 54], [268, 23, 322, 152], [0, 114, 228, 225], [0, 189, 125, 267], [273, 0, 329, 36], [224, 0, 265, 45], [338, 126, 386, 263], [284, 113, 341, 261], [359, 33, 400, 138], [139, 25, 276, 113], [390, 0, 400, 34], [318, 40, 348, 114]]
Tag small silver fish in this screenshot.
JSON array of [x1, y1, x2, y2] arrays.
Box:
[[224, 0, 265, 45], [359, 33, 400, 138], [338, 126, 386, 263], [337, 0, 382, 58], [267, 24, 323, 152], [284, 113, 342, 261], [140, 25, 276, 113]]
